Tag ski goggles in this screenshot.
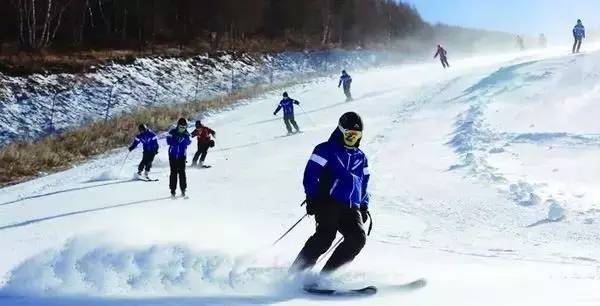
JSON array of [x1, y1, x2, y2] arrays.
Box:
[[338, 125, 362, 146]]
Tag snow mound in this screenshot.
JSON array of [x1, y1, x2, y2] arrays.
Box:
[[546, 199, 565, 221], [508, 182, 541, 206], [1, 239, 298, 297], [87, 169, 126, 182]]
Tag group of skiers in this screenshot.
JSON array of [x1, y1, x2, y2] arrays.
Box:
[[433, 19, 587, 70], [126, 71, 367, 279], [128, 118, 216, 198]]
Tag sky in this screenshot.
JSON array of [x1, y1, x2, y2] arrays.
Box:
[[405, 0, 600, 42]]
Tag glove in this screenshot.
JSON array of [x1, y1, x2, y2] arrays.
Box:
[[273, 112, 277, 116], [359, 205, 369, 223], [128, 146, 134, 152], [305, 197, 317, 216]]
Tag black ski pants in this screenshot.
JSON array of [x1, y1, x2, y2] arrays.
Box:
[[440, 56, 450, 68], [343, 84, 352, 100], [291, 201, 366, 273], [573, 37, 582, 53], [138, 151, 156, 172], [283, 115, 300, 133], [169, 157, 187, 192], [192, 141, 212, 165]]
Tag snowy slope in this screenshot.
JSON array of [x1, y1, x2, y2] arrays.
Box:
[[1, 45, 600, 306]]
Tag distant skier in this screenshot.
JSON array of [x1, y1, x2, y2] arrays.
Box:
[[128, 123, 159, 179], [273, 92, 301, 135], [166, 118, 192, 197], [516, 35, 525, 51], [338, 70, 353, 101], [573, 19, 585, 53], [191, 120, 216, 168], [434, 45, 450, 68], [290, 111, 371, 277], [538, 33, 547, 48]]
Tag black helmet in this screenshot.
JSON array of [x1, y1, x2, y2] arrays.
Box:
[[339, 112, 363, 131], [177, 117, 187, 127], [195, 120, 202, 128], [283, 91, 289, 98], [342, 70, 347, 74], [577, 19, 582, 24], [138, 123, 147, 132]]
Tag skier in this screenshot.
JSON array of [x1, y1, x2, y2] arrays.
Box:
[[338, 70, 353, 101], [191, 120, 216, 168], [539, 33, 547, 48], [166, 117, 192, 197], [290, 111, 371, 277], [516, 35, 525, 51], [573, 19, 585, 53], [273, 92, 301, 135], [128, 123, 159, 180], [433, 45, 450, 68]]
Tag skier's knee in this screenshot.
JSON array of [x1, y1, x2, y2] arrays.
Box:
[[346, 230, 366, 252]]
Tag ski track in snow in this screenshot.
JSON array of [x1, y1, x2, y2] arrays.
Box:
[[2, 46, 600, 305]]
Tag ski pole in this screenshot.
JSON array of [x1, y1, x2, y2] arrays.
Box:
[[213, 136, 229, 161], [117, 151, 130, 177], [298, 105, 316, 127], [316, 237, 344, 265], [272, 200, 308, 246]]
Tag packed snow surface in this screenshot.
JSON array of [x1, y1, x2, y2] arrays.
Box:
[[1, 45, 600, 305]]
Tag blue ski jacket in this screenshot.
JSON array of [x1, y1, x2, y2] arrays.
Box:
[[573, 23, 585, 39], [166, 128, 192, 158], [339, 73, 352, 88], [129, 129, 159, 153], [303, 128, 370, 209], [274, 97, 300, 117]]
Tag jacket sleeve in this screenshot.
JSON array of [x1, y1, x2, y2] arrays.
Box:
[[360, 156, 370, 207], [338, 77, 343, 87], [583, 26, 586, 38], [150, 132, 159, 152], [129, 136, 140, 151], [191, 129, 198, 137], [303, 145, 328, 199], [434, 49, 439, 58], [274, 103, 282, 115], [293, 99, 300, 105], [166, 132, 175, 146], [209, 128, 216, 136]]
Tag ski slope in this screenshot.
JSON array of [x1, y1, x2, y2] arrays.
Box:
[[2, 45, 600, 305]]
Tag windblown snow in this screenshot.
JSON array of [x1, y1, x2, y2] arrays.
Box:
[[1, 45, 600, 305]]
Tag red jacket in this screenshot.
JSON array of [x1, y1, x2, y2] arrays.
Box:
[[192, 126, 215, 143]]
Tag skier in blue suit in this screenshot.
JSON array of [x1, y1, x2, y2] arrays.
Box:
[[274, 92, 301, 135], [573, 19, 585, 53], [338, 70, 353, 101], [128, 124, 159, 179], [291, 112, 371, 275], [166, 118, 192, 197]]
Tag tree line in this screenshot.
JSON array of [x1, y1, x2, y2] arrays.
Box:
[[0, 0, 427, 53]]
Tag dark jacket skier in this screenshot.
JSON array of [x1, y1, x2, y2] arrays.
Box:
[[291, 112, 371, 275], [434, 45, 450, 68], [128, 124, 159, 178], [573, 19, 585, 53], [191, 120, 216, 167], [274, 92, 301, 135], [338, 70, 353, 101], [166, 118, 192, 197]]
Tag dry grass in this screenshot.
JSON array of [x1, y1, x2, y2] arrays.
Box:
[[0, 79, 306, 186]]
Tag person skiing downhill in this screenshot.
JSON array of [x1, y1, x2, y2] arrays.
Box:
[[338, 70, 353, 101], [191, 120, 216, 168], [274, 92, 301, 135], [291, 111, 371, 278], [166, 118, 192, 197], [128, 124, 159, 179], [433, 45, 450, 68], [573, 19, 585, 53]]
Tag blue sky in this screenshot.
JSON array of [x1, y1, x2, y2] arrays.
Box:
[[405, 0, 599, 41]]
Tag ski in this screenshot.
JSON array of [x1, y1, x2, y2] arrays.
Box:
[[138, 178, 159, 182], [303, 278, 426, 297], [304, 285, 377, 296]]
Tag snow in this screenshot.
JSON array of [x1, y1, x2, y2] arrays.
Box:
[[2, 44, 600, 305], [0, 50, 405, 146]]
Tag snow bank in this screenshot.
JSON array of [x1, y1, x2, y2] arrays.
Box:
[[0, 50, 400, 146]]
